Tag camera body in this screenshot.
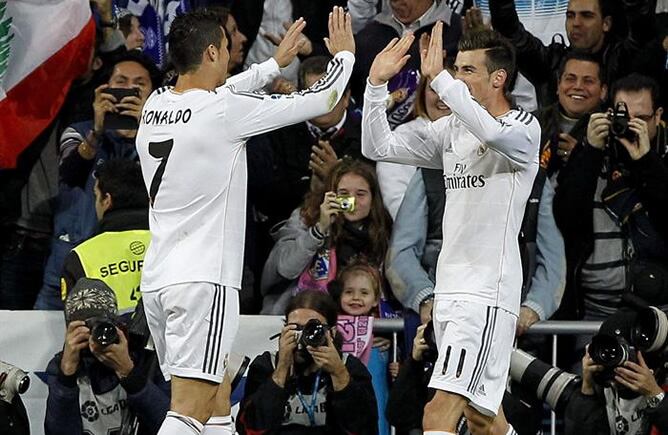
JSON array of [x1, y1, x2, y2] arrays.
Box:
[[295, 319, 328, 349], [608, 102, 637, 143], [86, 316, 120, 347], [589, 333, 638, 386], [335, 195, 356, 213], [0, 361, 30, 404]]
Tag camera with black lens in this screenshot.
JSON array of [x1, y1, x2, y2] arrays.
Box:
[[509, 349, 581, 413], [589, 333, 638, 385], [0, 361, 30, 405], [608, 102, 637, 142], [296, 319, 328, 348], [86, 316, 120, 347], [421, 320, 439, 363]]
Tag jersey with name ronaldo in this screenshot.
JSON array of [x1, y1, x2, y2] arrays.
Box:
[[136, 53, 355, 291], [362, 70, 540, 315]]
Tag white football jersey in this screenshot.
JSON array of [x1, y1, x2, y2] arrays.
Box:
[[362, 70, 540, 315], [136, 53, 355, 291]]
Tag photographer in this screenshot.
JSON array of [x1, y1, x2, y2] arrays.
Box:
[[236, 290, 378, 434], [33, 50, 160, 310], [564, 308, 668, 434], [45, 278, 169, 435], [554, 73, 668, 322]]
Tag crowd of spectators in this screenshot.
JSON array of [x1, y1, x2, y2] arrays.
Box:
[[1, 0, 667, 434]]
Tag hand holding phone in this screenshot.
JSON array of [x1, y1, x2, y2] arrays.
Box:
[[97, 86, 141, 131]]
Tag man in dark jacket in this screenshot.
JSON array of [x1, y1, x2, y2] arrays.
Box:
[[554, 73, 668, 321], [45, 278, 169, 435], [236, 290, 377, 435], [60, 159, 149, 313], [489, 0, 656, 107], [535, 51, 607, 178]]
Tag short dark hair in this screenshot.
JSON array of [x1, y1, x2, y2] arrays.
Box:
[[168, 9, 226, 74], [611, 73, 661, 112], [458, 30, 517, 100], [96, 160, 148, 211], [557, 50, 604, 84], [285, 290, 339, 328], [298, 56, 331, 90], [106, 50, 162, 91]]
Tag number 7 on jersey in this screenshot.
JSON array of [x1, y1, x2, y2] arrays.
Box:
[[148, 139, 173, 206]]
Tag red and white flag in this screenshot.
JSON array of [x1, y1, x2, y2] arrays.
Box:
[[0, 0, 95, 169]]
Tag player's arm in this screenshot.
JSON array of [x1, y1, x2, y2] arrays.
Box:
[[222, 19, 307, 93], [362, 80, 444, 168], [222, 58, 280, 93], [430, 69, 538, 167], [225, 7, 356, 138], [361, 34, 444, 168]]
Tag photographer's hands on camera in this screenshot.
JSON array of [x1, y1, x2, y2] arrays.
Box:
[[61, 321, 134, 379], [273, 325, 350, 391], [81, 84, 143, 160], [587, 112, 652, 160], [582, 346, 663, 397]]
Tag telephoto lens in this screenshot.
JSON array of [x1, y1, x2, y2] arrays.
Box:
[[509, 349, 580, 413], [632, 306, 668, 354], [0, 361, 30, 404]]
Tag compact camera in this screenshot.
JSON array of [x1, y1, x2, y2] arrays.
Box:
[[0, 361, 30, 404], [86, 316, 120, 347], [608, 102, 637, 142], [335, 195, 356, 213], [295, 319, 329, 348]]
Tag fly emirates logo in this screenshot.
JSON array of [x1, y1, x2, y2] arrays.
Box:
[[444, 162, 486, 190]]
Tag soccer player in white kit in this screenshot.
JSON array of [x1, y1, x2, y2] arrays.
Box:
[[362, 25, 540, 435], [135, 7, 356, 435]]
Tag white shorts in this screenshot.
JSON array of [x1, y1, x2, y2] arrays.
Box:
[[143, 282, 240, 383], [428, 299, 517, 416]]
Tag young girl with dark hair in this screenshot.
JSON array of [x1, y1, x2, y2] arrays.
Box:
[[261, 159, 392, 314]]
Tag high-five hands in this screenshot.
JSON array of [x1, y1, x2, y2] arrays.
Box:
[[368, 35, 414, 86], [273, 19, 308, 68], [324, 6, 355, 56]]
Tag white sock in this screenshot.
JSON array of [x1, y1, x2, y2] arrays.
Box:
[[506, 423, 517, 435], [158, 411, 203, 435], [202, 415, 234, 434], [424, 432, 456, 435]]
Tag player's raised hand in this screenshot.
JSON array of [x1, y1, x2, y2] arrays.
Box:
[[368, 34, 414, 86], [273, 18, 307, 68], [421, 21, 446, 81], [324, 6, 355, 55]]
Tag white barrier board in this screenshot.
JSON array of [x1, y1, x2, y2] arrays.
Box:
[[0, 311, 283, 435]]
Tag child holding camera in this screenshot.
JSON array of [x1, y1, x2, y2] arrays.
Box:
[[261, 159, 393, 315], [236, 290, 378, 435]]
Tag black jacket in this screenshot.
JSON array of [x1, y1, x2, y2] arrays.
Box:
[[564, 388, 668, 435], [553, 124, 668, 319], [236, 351, 378, 435], [534, 103, 592, 177], [489, 0, 656, 107]]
